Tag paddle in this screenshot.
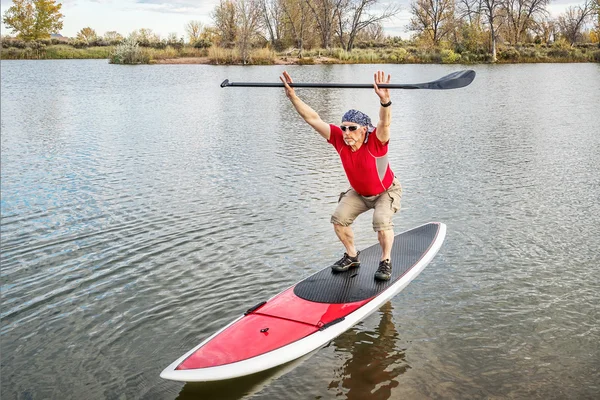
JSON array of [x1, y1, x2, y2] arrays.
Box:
[[220, 69, 475, 90]]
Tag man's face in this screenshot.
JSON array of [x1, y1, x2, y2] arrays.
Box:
[[341, 123, 365, 146]]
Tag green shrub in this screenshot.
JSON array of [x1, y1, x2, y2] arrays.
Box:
[[591, 50, 600, 62], [499, 47, 520, 60], [44, 45, 111, 59], [389, 48, 408, 62], [548, 48, 570, 58], [110, 38, 148, 64], [194, 38, 212, 49], [441, 49, 461, 63]]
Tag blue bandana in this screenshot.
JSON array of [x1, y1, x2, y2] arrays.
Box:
[[342, 109, 375, 133]]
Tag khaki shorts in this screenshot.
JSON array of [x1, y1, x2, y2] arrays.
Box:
[[331, 178, 402, 232]]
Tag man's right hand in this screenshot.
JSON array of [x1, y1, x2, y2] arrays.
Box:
[[279, 71, 295, 99], [279, 70, 330, 140]]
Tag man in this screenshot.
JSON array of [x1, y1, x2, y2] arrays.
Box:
[[279, 70, 402, 281]]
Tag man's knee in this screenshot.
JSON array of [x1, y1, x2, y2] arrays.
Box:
[[372, 211, 394, 231], [331, 214, 353, 227], [373, 220, 394, 232]]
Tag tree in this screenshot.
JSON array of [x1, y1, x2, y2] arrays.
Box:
[[2, 0, 64, 41], [503, 0, 550, 44], [185, 20, 204, 44], [339, 0, 401, 51], [455, 0, 487, 52], [305, 0, 345, 49], [76, 27, 97, 45], [280, 0, 312, 54], [481, 0, 504, 61], [212, 0, 237, 47], [236, 0, 263, 63], [409, 0, 455, 45], [103, 31, 124, 44], [356, 21, 386, 43], [557, 0, 594, 45], [260, 0, 284, 49], [532, 14, 555, 44], [593, 0, 600, 45], [129, 28, 160, 46]]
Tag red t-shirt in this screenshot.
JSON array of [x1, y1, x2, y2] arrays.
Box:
[[327, 124, 394, 196]]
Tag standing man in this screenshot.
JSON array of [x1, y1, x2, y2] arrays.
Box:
[[279, 70, 402, 281]]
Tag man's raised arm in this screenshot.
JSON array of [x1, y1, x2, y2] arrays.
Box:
[[374, 70, 392, 144], [280, 71, 330, 140]]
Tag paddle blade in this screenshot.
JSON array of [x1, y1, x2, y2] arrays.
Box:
[[422, 70, 476, 90]]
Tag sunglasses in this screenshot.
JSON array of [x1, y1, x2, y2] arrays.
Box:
[[340, 125, 361, 132]]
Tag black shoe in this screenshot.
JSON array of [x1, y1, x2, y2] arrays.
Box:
[[374, 259, 392, 281], [331, 251, 361, 272]]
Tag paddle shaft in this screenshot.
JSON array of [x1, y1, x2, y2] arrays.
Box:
[[220, 70, 476, 90], [223, 82, 422, 89]]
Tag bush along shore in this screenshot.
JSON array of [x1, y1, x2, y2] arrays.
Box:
[[2, 37, 599, 64]]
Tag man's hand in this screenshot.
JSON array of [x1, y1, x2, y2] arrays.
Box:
[[374, 71, 392, 144], [279, 71, 296, 99], [373, 70, 391, 104]]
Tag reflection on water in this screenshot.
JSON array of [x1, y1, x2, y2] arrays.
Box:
[[1, 60, 600, 399], [329, 302, 407, 400]]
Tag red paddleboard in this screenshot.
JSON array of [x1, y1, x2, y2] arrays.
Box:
[[161, 222, 446, 382]]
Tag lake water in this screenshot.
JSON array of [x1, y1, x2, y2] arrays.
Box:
[[1, 60, 599, 399]]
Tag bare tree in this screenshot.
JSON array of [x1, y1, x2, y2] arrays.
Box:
[[503, 0, 550, 44], [185, 20, 204, 44], [557, 0, 594, 45], [305, 0, 346, 49], [409, 0, 455, 45], [532, 13, 556, 44], [457, 0, 483, 25], [281, 0, 311, 55], [236, 0, 263, 63], [260, 0, 285, 49], [481, 0, 504, 61], [339, 0, 401, 51], [356, 22, 386, 42], [595, 0, 600, 46]]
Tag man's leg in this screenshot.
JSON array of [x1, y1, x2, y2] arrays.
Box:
[[334, 223, 358, 257], [377, 229, 394, 261], [373, 179, 402, 260], [372, 179, 402, 280], [330, 189, 368, 271]]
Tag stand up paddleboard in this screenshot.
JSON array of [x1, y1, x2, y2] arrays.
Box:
[[161, 222, 446, 382]]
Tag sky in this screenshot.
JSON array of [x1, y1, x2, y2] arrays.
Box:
[[0, 0, 583, 40]]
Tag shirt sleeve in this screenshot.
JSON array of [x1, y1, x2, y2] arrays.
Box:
[[368, 128, 389, 156], [327, 124, 344, 152]]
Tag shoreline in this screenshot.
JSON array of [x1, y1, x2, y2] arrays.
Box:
[[153, 56, 339, 65]]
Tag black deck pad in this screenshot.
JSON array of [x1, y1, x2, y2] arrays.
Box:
[[294, 223, 440, 304]]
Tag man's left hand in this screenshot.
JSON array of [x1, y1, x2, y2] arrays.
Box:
[[373, 71, 391, 104]]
